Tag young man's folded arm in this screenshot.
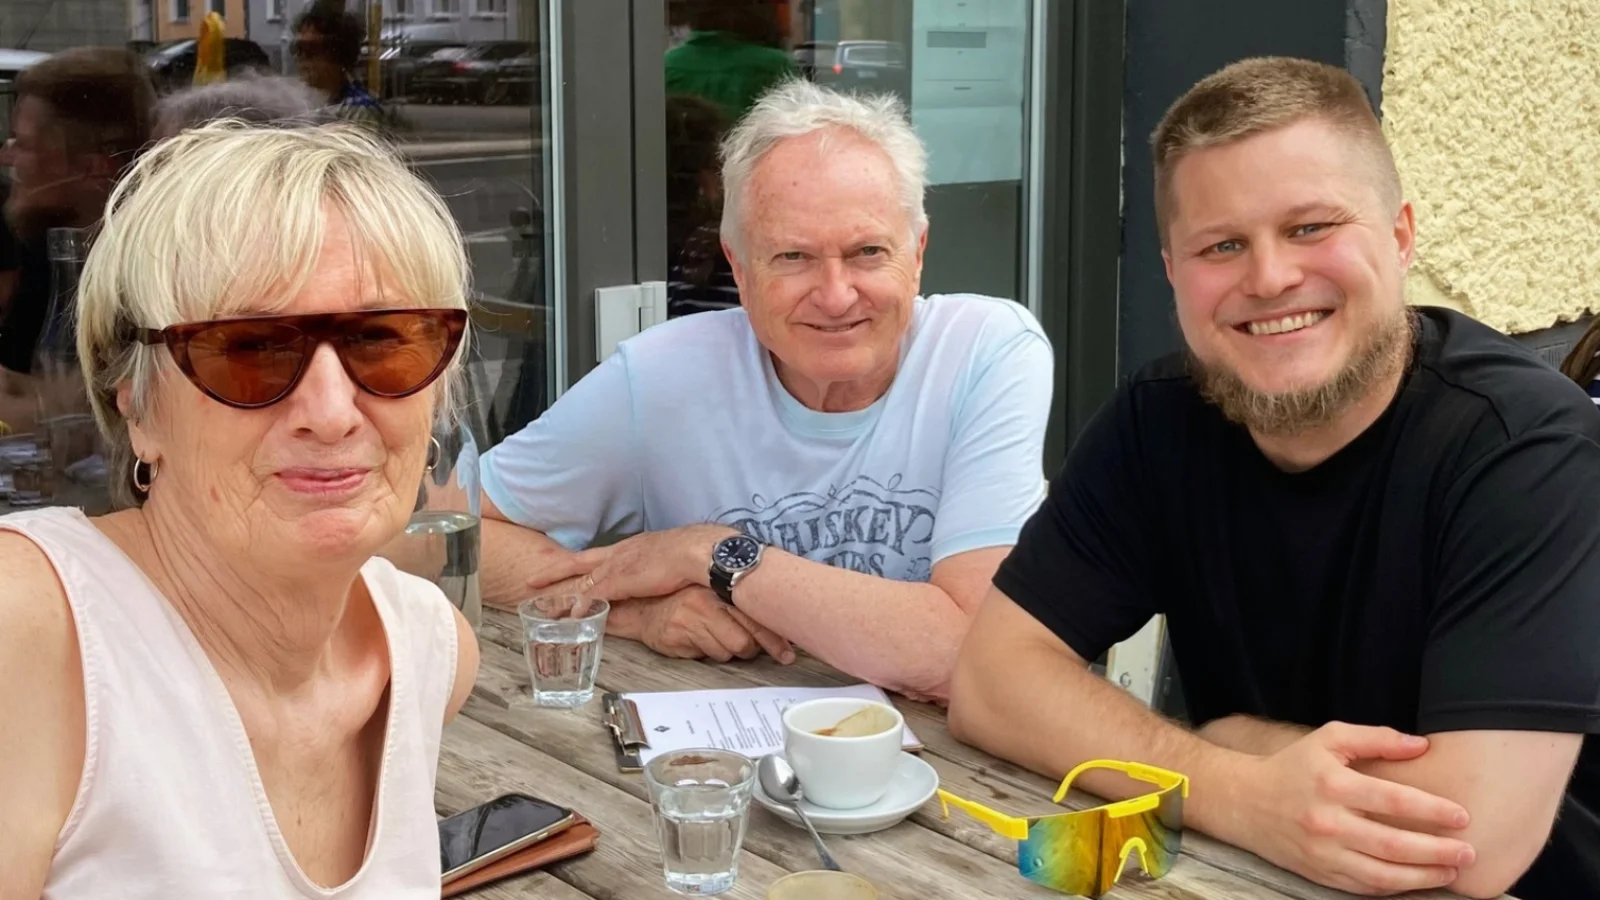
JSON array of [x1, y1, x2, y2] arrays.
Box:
[[947, 587, 1251, 836], [1360, 729, 1580, 898], [1196, 713, 1581, 897]]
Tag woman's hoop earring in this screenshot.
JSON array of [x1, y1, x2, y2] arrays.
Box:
[[132, 457, 159, 494], [425, 435, 442, 474]]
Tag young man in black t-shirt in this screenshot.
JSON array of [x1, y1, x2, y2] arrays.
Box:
[[949, 57, 1599, 900]]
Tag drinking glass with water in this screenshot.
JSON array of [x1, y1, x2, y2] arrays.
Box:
[[645, 749, 756, 896], [518, 595, 609, 708], [401, 509, 481, 615], [384, 421, 484, 628]]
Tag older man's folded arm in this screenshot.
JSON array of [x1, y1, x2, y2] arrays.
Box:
[[730, 544, 1007, 701], [478, 499, 585, 607]]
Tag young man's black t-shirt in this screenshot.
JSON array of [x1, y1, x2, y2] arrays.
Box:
[[995, 307, 1600, 900]]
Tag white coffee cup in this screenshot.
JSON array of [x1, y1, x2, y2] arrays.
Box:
[[782, 698, 905, 810]]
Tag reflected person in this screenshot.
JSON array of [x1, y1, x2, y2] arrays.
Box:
[[949, 57, 1599, 900], [477, 80, 1053, 703], [666, 0, 797, 122], [665, 93, 739, 317], [0, 122, 479, 895], [152, 73, 328, 140], [0, 47, 155, 435], [292, 1, 389, 133]]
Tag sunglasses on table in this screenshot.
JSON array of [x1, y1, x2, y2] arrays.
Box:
[[137, 308, 467, 410], [938, 759, 1189, 898]]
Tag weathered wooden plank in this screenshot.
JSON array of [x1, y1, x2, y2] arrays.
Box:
[[464, 635, 1276, 900], [437, 714, 783, 899]]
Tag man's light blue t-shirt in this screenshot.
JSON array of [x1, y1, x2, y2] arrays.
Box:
[[481, 293, 1054, 582]]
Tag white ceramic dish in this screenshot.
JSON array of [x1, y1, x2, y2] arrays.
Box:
[[753, 751, 938, 836]]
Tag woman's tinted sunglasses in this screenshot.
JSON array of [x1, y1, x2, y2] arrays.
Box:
[[137, 308, 467, 410]]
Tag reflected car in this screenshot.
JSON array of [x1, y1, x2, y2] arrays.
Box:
[[146, 38, 271, 93], [791, 40, 834, 79], [795, 40, 909, 97], [488, 44, 537, 106], [359, 40, 464, 99], [408, 41, 533, 105], [0, 48, 48, 81]]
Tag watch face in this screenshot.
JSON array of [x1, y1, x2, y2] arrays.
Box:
[[714, 535, 761, 571]]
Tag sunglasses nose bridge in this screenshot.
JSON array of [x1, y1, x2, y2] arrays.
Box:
[[272, 340, 368, 439], [1118, 836, 1151, 875], [302, 336, 361, 392]]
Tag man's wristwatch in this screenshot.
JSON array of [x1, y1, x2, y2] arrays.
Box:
[[709, 534, 764, 603]]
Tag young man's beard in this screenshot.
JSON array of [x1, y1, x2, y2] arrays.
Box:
[[1191, 307, 1415, 437]]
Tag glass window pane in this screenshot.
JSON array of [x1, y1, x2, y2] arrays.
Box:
[[357, 6, 553, 444], [662, 0, 1032, 319], [0, 1, 555, 519]]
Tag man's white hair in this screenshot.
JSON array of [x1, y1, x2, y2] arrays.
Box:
[[718, 79, 928, 260]]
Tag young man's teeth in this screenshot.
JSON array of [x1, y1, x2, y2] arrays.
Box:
[[1248, 311, 1326, 336]]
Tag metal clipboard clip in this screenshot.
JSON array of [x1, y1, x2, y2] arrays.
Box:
[[602, 691, 648, 772]]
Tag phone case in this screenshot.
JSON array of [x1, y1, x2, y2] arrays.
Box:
[[440, 815, 600, 897]]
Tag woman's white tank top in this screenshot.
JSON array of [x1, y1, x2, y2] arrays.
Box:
[[0, 506, 458, 898]]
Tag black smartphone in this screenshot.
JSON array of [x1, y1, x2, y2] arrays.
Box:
[[439, 793, 577, 882]]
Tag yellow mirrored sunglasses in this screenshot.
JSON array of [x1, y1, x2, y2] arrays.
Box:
[[938, 759, 1189, 898]]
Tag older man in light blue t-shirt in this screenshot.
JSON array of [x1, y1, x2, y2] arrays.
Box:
[[479, 80, 1052, 702]]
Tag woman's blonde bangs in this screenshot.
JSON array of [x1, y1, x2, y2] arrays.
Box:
[[87, 120, 469, 327]]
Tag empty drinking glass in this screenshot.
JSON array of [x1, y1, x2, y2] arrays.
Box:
[[518, 595, 608, 708], [645, 749, 756, 896], [1, 436, 28, 504], [2, 437, 52, 507]]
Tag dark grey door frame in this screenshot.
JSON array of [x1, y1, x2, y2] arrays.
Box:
[[550, 0, 645, 390], [1037, 0, 1126, 467]]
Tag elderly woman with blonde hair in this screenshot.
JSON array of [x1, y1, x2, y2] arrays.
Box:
[[0, 121, 480, 896]]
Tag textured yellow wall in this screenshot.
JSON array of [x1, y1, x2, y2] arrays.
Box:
[[1382, 0, 1600, 333]]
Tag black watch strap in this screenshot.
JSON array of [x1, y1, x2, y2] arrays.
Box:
[[710, 566, 735, 603]]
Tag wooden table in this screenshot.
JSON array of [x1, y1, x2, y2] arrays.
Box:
[[437, 608, 1480, 900]]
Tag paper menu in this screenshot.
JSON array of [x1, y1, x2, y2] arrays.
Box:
[[620, 684, 922, 765]]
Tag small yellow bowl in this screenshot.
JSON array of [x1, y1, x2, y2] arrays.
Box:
[[766, 870, 880, 900]]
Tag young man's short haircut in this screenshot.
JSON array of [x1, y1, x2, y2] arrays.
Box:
[[1152, 56, 1402, 245]]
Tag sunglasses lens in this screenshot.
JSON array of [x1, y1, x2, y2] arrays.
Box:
[[1014, 790, 1184, 898], [1139, 787, 1184, 877], [1094, 789, 1184, 896], [187, 320, 307, 407], [1018, 812, 1101, 896], [340, 311, 458, 397]]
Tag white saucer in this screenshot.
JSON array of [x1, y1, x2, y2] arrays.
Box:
[[752, 752, 939, 836]]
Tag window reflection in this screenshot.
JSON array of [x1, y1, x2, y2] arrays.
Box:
[[661, 0, 1030, 322], [0, 0, 552, 515]]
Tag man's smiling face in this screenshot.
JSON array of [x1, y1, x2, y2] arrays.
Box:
[[1162, 117, 1416, 434]]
